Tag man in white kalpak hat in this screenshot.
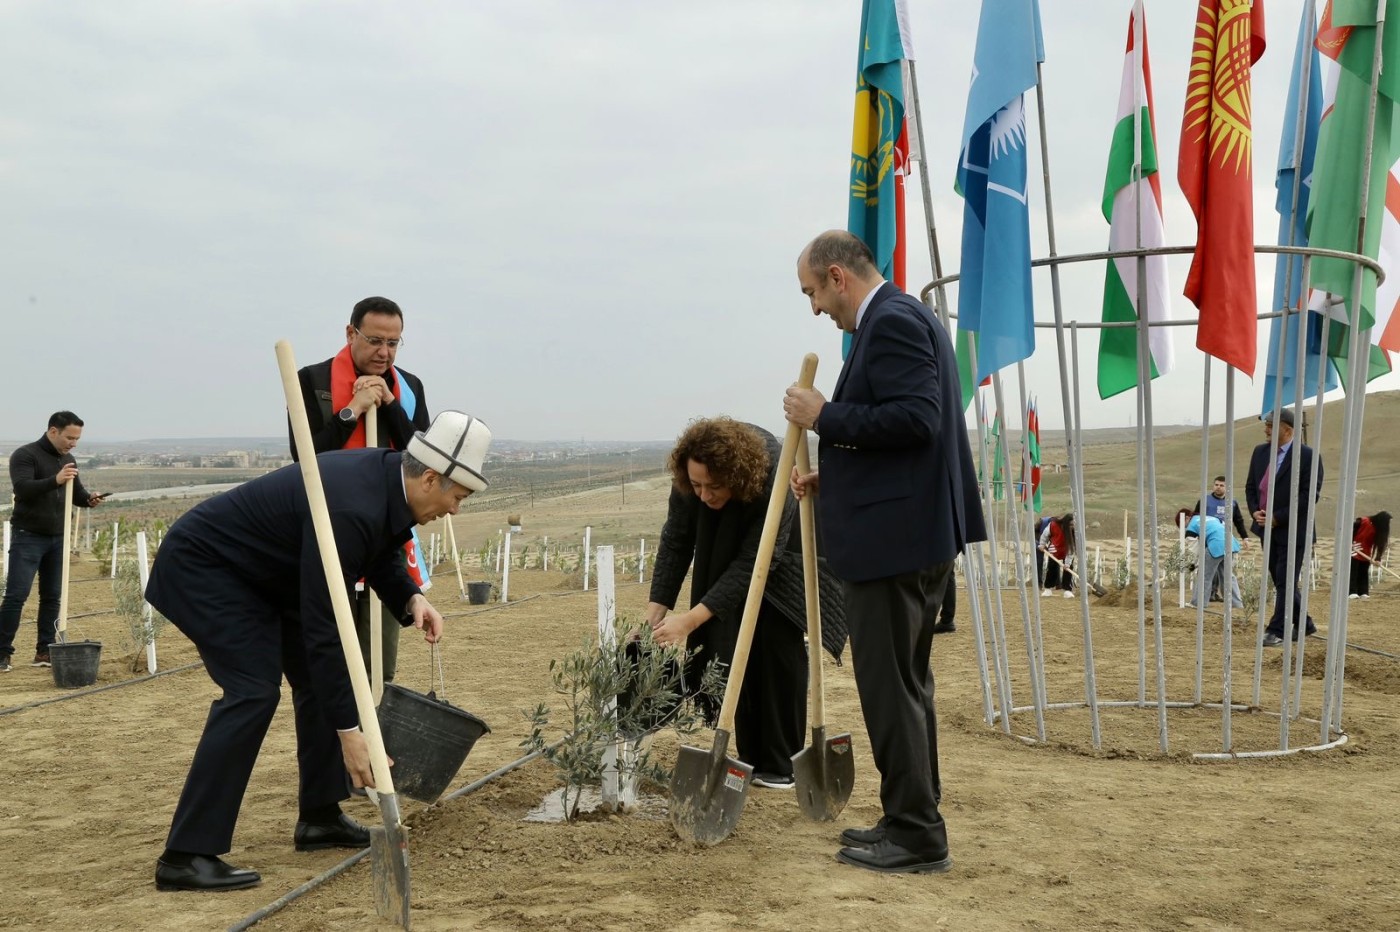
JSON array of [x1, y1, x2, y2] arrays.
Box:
[[146, 411, 491, 892]]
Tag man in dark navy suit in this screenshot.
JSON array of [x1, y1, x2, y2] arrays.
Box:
[[1244, 409, 1322, 646], [785, 231, 986, 875], [147, 412, 491, 892]]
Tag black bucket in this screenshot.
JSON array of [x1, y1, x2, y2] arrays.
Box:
[[50, 640, 102, 689], [377, 683, 490, 803], [466, 581, 493, 605]]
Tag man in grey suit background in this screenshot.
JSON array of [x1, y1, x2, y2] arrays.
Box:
[[785, 230, 986, 875]]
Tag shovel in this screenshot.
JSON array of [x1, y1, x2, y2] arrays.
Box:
[[277, 341, 412, 929], [790, 436, 854, 821], [1044, 551, 1106, 597], [366, 404, 385, 705], [670, 353, 817, 845]]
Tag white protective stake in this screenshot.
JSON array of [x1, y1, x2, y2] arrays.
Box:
[[110, 521, 120, 578], [444, 514, 466, 598], [57, 483, 74, 639], [543, 535, 549, 572], [583, 526, 592, 591], [596, 546, 637, 811], [495, 530, 502, 572], [638, 538, 646, 584], [501, 531, 512, 603], [1095, 546, 1102, 586], [1178, 516, 1188, 608], [136, 532, 158, 673]]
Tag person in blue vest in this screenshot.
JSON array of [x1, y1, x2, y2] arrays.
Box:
[[148, 412, 490, 892], [1192, 476, 1248, 601]]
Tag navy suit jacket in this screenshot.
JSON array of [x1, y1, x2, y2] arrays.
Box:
[[146, 449, 422, 728], [814, 283, 987, 582], [1244, 440, 1322, 545]]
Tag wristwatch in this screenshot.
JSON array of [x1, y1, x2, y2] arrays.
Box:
[[338, 406, 357, 424]]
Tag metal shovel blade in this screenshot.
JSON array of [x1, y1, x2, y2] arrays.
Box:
[[370, 793, 411, 930], [669, 729, 753, 846], [792, 726, 855, 822]]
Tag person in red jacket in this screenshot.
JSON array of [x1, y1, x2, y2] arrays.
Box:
[[1038, 513, 1075, 597], [1350, 511, 1391, 599]]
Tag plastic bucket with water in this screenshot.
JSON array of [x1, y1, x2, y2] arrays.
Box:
[[50, 640, 102, 689], [466, 581, 493, 605], [377, 683, 490, 803]]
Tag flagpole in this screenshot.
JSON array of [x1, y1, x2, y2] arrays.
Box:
[[993, 370, 1048, 740], [1014, 361, 1050, 717], [1194, 359, 1211, 707], [907, 60, 952, 331], [1032, 52, 1103, 748], [1323, 2, 1389, 741], [1068, 320, 1103, 739]]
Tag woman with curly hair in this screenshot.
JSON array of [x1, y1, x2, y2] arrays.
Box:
[[1350, 511, 1392, 599], [646, 417, 809, 789]]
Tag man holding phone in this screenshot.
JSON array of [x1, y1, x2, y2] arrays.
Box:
[[0, 411, 108, 671]]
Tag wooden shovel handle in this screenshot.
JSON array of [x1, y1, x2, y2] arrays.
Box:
[[276, 340, 397, 797], [365, 406, 384, 705], [715, 353, 818, 733], [57, 480, 74, 636], [795, 437, 825, 726]]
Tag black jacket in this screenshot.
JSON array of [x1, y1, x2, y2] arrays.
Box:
[[8, 435, 96, 536], [145, 449, 422, 728], [291, 358, 429, 458]]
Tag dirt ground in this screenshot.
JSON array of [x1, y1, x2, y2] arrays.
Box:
[[2, 479, 1398, 931]]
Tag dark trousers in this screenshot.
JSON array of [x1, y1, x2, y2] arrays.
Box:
[[1266, 537, 1315, 638], [1350, 560, 1371, 596], [691, 609, 808, 779], [733, 611, 808, 778], [166, 580, 346, 855], [1043, 559, 1072, 592], [0, 529, 64, 658], [842, 562, 951, 858]]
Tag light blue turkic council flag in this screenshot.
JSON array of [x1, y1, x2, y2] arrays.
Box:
[[1262, 3, 1337, 417], [956, 0, 1044, 383]]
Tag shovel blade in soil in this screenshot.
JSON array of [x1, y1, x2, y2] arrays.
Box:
[[669, 730, 752, 846], [792, 727, 855, 821], [370, 794, 412, 930]]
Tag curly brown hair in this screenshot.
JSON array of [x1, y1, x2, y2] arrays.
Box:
[[667, 417, 771, 503]]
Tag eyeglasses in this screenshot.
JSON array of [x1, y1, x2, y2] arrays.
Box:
[[354, 327, 404, 350]]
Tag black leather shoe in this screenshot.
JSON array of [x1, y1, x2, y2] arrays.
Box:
[[836, 839, 952, 874], [155, 855, 261, 892], [294, 813, 371, 851], [932, 620, 956, 634], [839, 819, 887, 847]]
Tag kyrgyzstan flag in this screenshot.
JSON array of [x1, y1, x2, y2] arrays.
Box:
[[1178, 0, 1267, 376]]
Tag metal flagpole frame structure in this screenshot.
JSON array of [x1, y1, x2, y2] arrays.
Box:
[[906, 0, 1385, 760]]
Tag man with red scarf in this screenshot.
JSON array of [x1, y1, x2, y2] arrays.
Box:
[[292, 296, 431, 682]]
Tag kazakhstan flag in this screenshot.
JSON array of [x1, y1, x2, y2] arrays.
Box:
[[848, 0, 911, 283]]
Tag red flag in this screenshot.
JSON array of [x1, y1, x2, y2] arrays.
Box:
[[1178, 0, 1266, 375]]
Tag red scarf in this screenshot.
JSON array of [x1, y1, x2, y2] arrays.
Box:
[[331, 345, 402, 448]]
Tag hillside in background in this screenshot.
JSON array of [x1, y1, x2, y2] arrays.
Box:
[[1023, 390, 1399, 539]]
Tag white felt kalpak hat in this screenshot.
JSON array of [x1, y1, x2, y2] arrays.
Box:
[[406, 411, 491, 492]]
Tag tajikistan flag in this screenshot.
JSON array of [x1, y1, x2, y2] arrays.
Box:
[[1097, 1, 1173, 400]]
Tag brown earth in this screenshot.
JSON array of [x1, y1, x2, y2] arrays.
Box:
[[2, 478, 1399, 932]]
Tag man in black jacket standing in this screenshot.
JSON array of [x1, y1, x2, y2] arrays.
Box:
[[292, 296, 431, 682], [0, 411, 108, 672], [786, 231, 986, 875]]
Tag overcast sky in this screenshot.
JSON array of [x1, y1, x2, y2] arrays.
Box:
[[2, 0, 1390, 443]]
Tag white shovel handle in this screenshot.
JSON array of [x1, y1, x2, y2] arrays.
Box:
[[795, 437, 825, 726], [276, 340, 396, 797], [365, 405, 384, 705]]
